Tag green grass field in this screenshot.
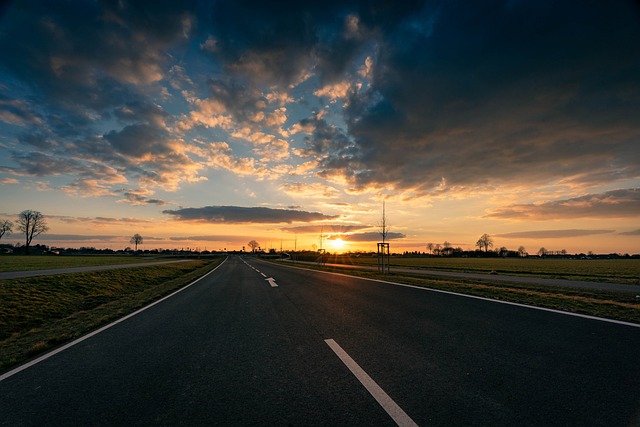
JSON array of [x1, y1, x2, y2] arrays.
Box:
[[0, 255, 163, 272], [325, 256, 640, 284], [0, 258, 224, 371]]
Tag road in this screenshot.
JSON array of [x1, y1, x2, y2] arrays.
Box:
[[2, 256, 640, 426], [281, 259, 640, 293], [0, 259, 197, 280]]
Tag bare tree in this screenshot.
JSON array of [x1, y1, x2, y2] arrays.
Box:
[[538, 247, 547, 257], [0, 219, 13, 240], [426, 243, 434, 255], [17, 210, 49, 255], [248, 240, 260, 253], [476, 233, 494, 252], [130, 234, 143, 251], [517, 246, 527, 257], [378, 200, 388, 243]]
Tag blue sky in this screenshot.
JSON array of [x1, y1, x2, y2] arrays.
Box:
[[0, 0, 639, 254]]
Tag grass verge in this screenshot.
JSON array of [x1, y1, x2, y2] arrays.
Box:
[[321, 256, 640, 285], [279, 262, 640, 325], [0, 257, 224, 372]]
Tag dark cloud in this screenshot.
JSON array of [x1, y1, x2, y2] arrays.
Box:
[[316, 1, 640, 193], [118, 191, 166, 206], [485, 188, 640, 220], [103, 124, 171, 158], [205, 0, 424, 86], [9, 152, 83, 176], [495, 230, 615, 239], [619, 229, 640, 236], [163, 206, 338, 223]]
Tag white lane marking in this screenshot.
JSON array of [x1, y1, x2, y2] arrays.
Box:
[[266, 277, 278, 287], [325, 339, 418, 427], [0, 258, 228, 382], [278, 263, 640, 329], [260, 272, 267, 277]]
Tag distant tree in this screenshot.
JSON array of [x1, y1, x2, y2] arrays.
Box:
[[248, 240, 260, 253], [538, 247, 547, 257], [476, 234, 494, 252], [0, 220, 13, 240], [17, 210, 49, 255], [130, 234, 143, 251], [517, 246, 527, 257], [434, 243, 441, 256], [442, 241, 452, 256], [426, 243, 434, 255], [499, 246, 509, 257]]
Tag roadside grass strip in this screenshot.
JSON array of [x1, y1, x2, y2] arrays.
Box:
[[0, 258, 225, 374]]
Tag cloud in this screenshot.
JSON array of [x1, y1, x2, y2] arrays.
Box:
[[342, 231, 406, 242], [495, 230, 615, 239], [280, 182, 341, 199], [485, 188, 640, 220], [36, 234, 124, 242], [117, 189, 167, 206], [52, 215, 153, 226], [163, 205, 338, 223], [619, 229, 640, 236], [168, 235, 240, 242], [0, 96, 43, 126], [1, 0, 638, 212], [280, 224, 368, 234], [306, 2, 640, 195]]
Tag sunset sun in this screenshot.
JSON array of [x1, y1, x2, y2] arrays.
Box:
[[330, 238, 346, 251]]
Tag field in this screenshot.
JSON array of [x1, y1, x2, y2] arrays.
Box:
[[0, 257, 224, 371], [0, 255, 164, 272], [325, 256, 640, 284]]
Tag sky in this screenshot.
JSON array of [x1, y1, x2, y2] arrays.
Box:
[[0, 0, 639, 255]]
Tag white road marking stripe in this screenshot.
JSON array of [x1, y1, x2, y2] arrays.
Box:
[[266, 277, 278, 287], [325, 339, 419, 427], [260, 272, 267, 277], [0, 258, 228, 382]]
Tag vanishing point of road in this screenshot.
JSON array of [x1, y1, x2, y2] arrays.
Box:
[[2, 256, 640, 426]]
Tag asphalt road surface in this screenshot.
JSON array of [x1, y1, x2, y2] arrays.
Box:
[[2, 256, 640, 426], [282, 260, 640, 294]]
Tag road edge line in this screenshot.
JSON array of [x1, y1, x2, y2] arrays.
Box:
[[273, 262, 640, 329], [0, 257, 228, 382]]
